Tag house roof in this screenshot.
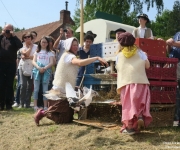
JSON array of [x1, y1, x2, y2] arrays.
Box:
[[15, 21, 62, 43]]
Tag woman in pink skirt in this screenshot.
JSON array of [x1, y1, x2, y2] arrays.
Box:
[[116, 32, 152, 135]]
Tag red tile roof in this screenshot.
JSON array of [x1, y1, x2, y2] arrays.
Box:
[[15, 21, 63, 43]]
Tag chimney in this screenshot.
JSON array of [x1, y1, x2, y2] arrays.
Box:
[[65, 1, 68, 10], [59, 1, 75, 25]]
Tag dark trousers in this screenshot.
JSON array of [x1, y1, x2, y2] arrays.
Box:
[[14, 69, 21, 104], [37, 83, 44, 107], [175, 80, 180, 121], [0, 62, 16, 109]]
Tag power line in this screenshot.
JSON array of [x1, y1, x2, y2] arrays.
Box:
[[0, 0, 19, 28]]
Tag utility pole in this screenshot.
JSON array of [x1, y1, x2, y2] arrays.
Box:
[[80, 0, 84, 46]]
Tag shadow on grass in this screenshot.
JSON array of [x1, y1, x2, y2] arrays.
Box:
[[93, 136, 125, 146], [131, 127, 180, 146]]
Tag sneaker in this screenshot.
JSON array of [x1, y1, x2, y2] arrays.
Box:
[[43, 107, 48, 111], [12, 103, 19, 107], [137, 117, 145, 130], [34, 106, 39, 112], [122, 128, 135, 135], [34, 109, 44, 126], [18, 105, 24, 109]]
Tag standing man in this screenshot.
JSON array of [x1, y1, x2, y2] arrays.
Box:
[[113, 28, 126, 42], [0, 24, 23, 110], [166, 32, 180, 125], [53, 27, 73, 64]]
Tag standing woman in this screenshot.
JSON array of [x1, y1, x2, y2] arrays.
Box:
[[32, 37, 54, 111], [18, 32, 37, 108], [116, 32, 152, 135]]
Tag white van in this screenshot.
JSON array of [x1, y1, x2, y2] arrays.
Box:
[[76, 19, 136, 44]]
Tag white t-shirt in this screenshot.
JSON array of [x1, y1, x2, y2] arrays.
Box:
[[34, 50, 54, 66], [18, 44, 37, 69], [63, 53, 76, 63]]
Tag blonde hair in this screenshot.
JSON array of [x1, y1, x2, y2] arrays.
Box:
[[116, 44, 123, 55]]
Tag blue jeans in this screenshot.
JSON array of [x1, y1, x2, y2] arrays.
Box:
[[14, 69, 21, 104], [76, 77, 83, 86], [33, 74, 50, 101]]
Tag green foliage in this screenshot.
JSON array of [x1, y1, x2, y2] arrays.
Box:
[[77, 0, 164, 14], [150, 10, 172, 37], [74, 0, 164, 33], [150, 0, 180, 38], [14, 27, 25, 32], [122, 11, 139, 27]]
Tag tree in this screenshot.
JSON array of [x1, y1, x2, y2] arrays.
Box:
[[14, 27, 25, 32], [150, 0, 180, 38], [72, 5, 96, 40], [76, 0, 164, 14], [169, 0, 180, 34], [150, 10, 172, 38]]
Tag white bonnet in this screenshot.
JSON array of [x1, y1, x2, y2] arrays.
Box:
[[64, 37, 78, 51]]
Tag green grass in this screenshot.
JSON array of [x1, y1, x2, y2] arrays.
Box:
[[1, 109, 180, 150]]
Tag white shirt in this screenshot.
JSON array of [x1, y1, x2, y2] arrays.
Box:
[[132, 26, 153, 39], [18, 44, 37, 69], [34, 50, 54, 66]]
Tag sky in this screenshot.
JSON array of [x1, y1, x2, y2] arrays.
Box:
[[0, 0, 176, 29]]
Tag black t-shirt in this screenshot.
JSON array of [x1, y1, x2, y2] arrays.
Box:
[[0, 34, 23, 63], [77, 46, 90, 77]]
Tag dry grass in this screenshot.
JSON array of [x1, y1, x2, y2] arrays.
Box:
[[0, 109, 180, 150]]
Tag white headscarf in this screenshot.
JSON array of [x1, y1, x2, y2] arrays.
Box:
[[64, 37, 78, 51]]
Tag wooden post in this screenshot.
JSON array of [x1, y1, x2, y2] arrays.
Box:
[[80, 0, 84, 47]]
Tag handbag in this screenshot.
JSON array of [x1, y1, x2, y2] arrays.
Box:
[[22, 59, 33, 76]]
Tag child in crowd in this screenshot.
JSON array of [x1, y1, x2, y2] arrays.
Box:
[[116, 32, 152, 135], [32, 37, 54, 111]]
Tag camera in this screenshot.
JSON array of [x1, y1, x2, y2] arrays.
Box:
[[5, 30, 10, 34]]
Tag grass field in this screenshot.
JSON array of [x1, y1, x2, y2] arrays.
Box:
[[0, 108, 180, 150]]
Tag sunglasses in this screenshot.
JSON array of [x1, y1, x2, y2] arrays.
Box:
[[24, 36, 31, 39]]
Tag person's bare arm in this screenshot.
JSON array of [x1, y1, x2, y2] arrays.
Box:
[[166, 38, 174, 54], [44, 56, 54, 70], [71, 57, 108, 67], [21, 43, 33, 57], [53, 28, 64, 49], [145, 59, 150, 69], [32, 54, 44, 73], [171, 41, 180, 47]]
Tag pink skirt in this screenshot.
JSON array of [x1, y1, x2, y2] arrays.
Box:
[[120, 84, 152, 132]]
